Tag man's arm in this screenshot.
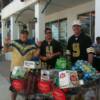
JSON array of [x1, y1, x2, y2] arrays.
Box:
[[3, 45, 12, 53], [40, 45, 49, 61], [39, 41, 49, 61], [32, 48, 40, 57], [87, 47, 95, 64], [86, 37, 94, 64], [40, 52, 61, 61], [3, 39, 13, 53], [40, 56, 49, 61]]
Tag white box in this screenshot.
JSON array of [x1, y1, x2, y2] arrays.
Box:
[[59, 70, 79, 88], [24, 61, 36, 69], [59, 70, 70, 88], [41, 70, 50, 81], [41, 69, 58, 81]]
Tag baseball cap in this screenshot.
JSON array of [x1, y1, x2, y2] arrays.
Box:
[[45, 28, 52, 34], [20, 30, 29, 35], [72, 20, 81, 26]]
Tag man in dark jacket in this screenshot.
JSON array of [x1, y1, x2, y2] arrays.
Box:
[[67, 20, 94, 64], [40, 28, 62, 69]]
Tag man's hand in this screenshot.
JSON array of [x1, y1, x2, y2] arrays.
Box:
[[4, 37, 11, 46], [46, 53, 53, 59], [41, 52, 61, 61], [36, 39, 42, 47], [40, 54, 54, 61], [41, 56, 49, 61], [47, 52, 61, 59], [3, 37, 12, 53]]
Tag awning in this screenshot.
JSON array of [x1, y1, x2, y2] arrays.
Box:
[[1, 0, 37, 20]]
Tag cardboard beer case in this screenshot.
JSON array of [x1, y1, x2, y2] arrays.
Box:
[[41, 69, 58, 81], [11, 66, 27, 79], [58, 70, 79, 88]]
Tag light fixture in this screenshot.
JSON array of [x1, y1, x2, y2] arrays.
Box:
[[20, 0, 24, 2], [33, 17, 37, 23]]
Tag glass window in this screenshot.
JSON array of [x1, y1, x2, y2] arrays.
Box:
[[51, 21, 59, 40], [46, 20, 59, 40], [59, 19, 67, 40], [46, 18, 67, 40], [46, 18, 67, 51], [78, 11, 95, 41]]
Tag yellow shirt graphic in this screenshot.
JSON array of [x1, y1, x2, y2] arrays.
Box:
[[72, 43, 80, 57], [4, 40, 39, 71]]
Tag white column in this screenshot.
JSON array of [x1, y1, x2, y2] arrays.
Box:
[[35, 1, 45, 42], [10, 15, 19, 41], [95, 0, 100, 39], [1, 20, 7, 46], [17, 25, 20, 39]]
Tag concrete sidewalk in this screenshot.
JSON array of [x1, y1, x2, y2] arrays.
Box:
[[0, 61, 10, 80], [0, 60, 10, 99], [0, 61, 25, 100], [0, 74, 10, 100]]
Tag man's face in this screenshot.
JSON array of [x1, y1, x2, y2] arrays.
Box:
[[45, 30, 52, 41], [72, 25, 81, 35], [20, 33, 28, 42]]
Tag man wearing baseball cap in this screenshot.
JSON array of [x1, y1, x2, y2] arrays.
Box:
[[3, 30, 39, 100], [67, 20, 94, 64]]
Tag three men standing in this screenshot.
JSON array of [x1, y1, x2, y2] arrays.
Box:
[[3, 20, 95, 100]]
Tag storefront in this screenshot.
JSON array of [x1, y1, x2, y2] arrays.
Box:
[[1, 0, 100, 60], [1, 0, 96, 44]]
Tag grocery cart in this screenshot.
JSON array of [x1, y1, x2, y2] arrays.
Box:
[[11, 60, 100, 100]]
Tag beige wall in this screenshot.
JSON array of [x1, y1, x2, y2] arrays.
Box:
[[45, 1, 95, 39]]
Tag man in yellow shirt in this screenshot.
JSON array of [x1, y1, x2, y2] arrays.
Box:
[[4, 30, 39, 100]]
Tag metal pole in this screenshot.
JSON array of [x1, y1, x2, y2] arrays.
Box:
[[41, 0, 52, 13]]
